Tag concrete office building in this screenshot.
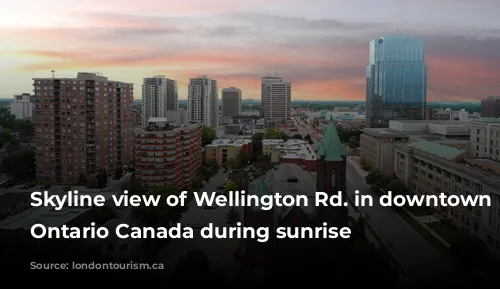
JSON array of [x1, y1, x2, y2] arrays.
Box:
[[360, 120, 470, 174], [10, 93, 34, 119], [480, 96, 500, 118], [187, 76, 218, 127], [394, 141, 500, 254], [221, 87, 242, 117], [261, 75, 291, 127], [33, 72, 134, 183], [141, 75, 178, 127], [469, 118, 500, 160]]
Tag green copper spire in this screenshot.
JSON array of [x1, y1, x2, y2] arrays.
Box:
[[315, 121, 346, 161]]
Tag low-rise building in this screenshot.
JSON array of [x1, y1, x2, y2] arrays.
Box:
[[134, 119, 202, 189], [224, 124, 242, 135], [270, 139, 317, 172], [360, 120, 470, 174], [262, 139, 285, 155], [205, 138, 252, 168], [394, 141, 500, 254]]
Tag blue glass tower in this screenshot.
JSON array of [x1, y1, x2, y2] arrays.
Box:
[[366, 35, 427, 127]]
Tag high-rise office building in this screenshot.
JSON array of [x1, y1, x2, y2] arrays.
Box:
[[33, 72, 134, 183], [10, 93, 34, 119], [261, 75, 291, 127], [187, 76, 218, 127], [141, 75, 178, 127], [221, 87, 242, 117], [366, 35, 427, 128], [480, 96, 500, 118]]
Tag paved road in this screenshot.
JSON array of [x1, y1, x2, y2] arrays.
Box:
[[346, 159, 457, 285], [155, 170, 243, 278]]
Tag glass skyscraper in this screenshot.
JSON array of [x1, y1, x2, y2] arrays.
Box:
[[366, 35, 427, 128]]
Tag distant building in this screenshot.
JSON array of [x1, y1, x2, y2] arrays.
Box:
[[261, 75, 291, 127], [480, 96, 500, 118], [224, 124, 242, 135], [366, 35, 427, 128], [164, 110, 187, 126], [360, 120, 470, 174], [10, 93, 34, 119], [141, 75, 178, 127], [134, 119, 202, 189], [187, 76, 218, 127], [221, 87, 242, 117], [205, 139, 252, 168], [426, 108, 469, 121], [33, 72, 134, 183]]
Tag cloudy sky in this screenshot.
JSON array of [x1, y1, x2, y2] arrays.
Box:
[[1, 0, 499, 101]]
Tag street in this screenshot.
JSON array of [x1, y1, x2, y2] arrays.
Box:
[[155, 170, 244, 279], [346, 158, 457, 285]]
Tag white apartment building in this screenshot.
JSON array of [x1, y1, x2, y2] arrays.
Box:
[[221, 87, 242, 117], [10, 93, 34, 119], [187, 76, 218, 127], [261, 75, 291, 127], [469, 118, 500, 160], [141, 75, 178, 127]]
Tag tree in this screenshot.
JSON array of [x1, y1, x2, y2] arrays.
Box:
[[237, 149, 249, 167], [254, 154, 273, 173], [251, 132, 264, 158], [225, 181, 238, 192], [292, 134, 303, 139], [365, 170, 391, 193], [348, 137, 359, 149], [280, 131, 290, 141], [1, 148, 35, 181], [308, 140, 314, 145], [386, 179, 408, 195], [114, 167, 123, 179], [226, 208, 241, 225], [304, 134, 312, 141], [77, 172, 87, 186], [264, 128, 281, 139], [96, 168, 108, 188], [201, 126, 216, 146]]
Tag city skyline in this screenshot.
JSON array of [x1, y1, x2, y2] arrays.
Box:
[[1, 0, 499, 101]]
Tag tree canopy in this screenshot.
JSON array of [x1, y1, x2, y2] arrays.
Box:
[[1, 148, 35, 181], [201, 126, 216, 146]]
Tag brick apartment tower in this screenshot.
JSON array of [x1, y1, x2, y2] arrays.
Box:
[[134, 119, 202, 189], [33, 72, 134, 184]]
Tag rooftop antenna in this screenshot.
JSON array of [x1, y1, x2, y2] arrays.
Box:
[[51, 70, 55, 78]]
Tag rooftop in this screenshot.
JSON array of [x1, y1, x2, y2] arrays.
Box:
[[316, 122, 346, 161], [262, 139, 285, 146], [407, 140, 465, 160], [274, 139, 316, 161], [473, 118, 500, 124], [0, 191, 116, 230], [206, 138, 252, 147]]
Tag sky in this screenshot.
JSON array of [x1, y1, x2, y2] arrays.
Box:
[[1, 0, 499, 102]]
